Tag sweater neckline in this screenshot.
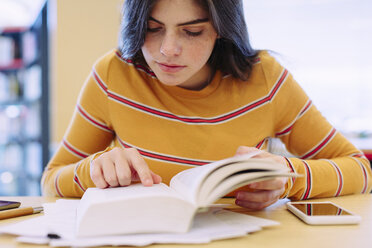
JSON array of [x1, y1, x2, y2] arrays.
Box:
[[158, 70, 223, 99]]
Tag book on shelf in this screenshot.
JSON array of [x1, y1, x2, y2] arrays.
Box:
[[76, 152, 298, 237]]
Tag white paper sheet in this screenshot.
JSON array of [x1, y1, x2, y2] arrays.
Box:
[[0, 199, 279, 247]]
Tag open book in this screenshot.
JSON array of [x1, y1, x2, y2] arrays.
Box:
[[76, 152, 297, 237]]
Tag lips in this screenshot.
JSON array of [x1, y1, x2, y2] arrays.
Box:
[[156, 62, 186, 73]]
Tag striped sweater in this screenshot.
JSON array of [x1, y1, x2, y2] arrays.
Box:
[[41, 49, 372, 199]]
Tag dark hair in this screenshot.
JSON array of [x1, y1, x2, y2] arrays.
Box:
[[119, 0, 258, 81]]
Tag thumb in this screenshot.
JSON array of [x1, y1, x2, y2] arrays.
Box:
[[235, 146, 261, 156]]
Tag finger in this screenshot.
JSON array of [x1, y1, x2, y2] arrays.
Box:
[[132, 170, 161, 185], [151, 172, 162, 184], [90, 159, 109, 189], [236, 189, 282, 203], [101, 160, 120, 187], [125, 148, 153, 186], [113, 151, 133, 186], [131, 169, 162, 184], [235, 196, 279, 210], [236, 146, 275, 160], [235, 146, 260, 156], [249, 178, 287, 191]]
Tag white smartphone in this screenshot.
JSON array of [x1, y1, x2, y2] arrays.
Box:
[[286, 201, 361, 225]]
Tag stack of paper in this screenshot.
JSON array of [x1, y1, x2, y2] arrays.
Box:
[[0, 199, 279, 247]]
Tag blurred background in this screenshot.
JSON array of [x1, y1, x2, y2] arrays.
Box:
[[0, 0, 371, 196]]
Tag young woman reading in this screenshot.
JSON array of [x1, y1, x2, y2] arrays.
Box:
[[42, 0, 372, 210]]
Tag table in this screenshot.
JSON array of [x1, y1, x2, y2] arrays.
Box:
[[0, 194, 371, 248]]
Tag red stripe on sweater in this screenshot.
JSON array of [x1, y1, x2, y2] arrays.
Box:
[[276, 100, 312, 137], [118, 138, 210, 166], [276, 125, 293, 136], [328, 160, 343, 197], [115, 51, 156, 77], [299, 100, 312, 116], [63, 140, 89, 159], [74, 175, 85, 192], [93, 70, 108, 92], [301, 128, 336, 159], [77, 105, 112, 132], [360, 163, 368, 194], [302, 161, 312, 200], [285, 157, 296, 185], [55, 173, 63, 197], [108, 69, 288, 124], [255, 138, 266, 149]]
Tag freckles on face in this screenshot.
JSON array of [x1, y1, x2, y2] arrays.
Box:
[[141, 0, 218, 90], [185, 30, 216, 64]]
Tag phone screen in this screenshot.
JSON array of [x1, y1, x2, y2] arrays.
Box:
[[290, 203, 352, 216]]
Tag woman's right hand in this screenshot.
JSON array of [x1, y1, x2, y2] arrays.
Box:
[[90, 147, 162, 188]]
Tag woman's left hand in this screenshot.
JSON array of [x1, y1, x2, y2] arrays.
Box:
[[234, 146, 288, 210]]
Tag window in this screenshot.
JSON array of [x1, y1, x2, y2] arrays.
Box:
[[243, 0, 372, 145]]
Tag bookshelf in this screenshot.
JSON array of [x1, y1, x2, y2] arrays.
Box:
[[0, 0, 49, 195]]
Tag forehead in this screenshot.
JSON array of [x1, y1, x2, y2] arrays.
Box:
[[150, 0, 209, 23]]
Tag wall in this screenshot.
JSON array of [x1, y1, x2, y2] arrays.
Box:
[[52, 0, 124, 143]]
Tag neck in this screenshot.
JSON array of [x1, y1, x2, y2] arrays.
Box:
[[178, 65, 215, 91]]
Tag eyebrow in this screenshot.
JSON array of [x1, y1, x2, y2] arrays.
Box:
[[149, 16, 209, 26]]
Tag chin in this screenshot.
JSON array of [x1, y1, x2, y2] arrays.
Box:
[[156, 75, 185, 87], [158, 79, 182, 87]]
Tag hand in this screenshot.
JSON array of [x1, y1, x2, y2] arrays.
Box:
[[90, 147, 162, 188], [234, 146, 288, 210]]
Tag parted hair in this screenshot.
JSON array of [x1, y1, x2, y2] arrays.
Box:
[[119, 0, 258, 81]]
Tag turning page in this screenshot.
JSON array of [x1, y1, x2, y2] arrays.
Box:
[[169, 152, 262, 205]]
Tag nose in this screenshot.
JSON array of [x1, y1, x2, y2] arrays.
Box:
[[160, 32, 181, 57]]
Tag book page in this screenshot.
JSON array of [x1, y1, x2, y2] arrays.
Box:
[[197, 158, 288, 203], [201, 171, 297, 206], [169, 152, 261, 205], [76, 184, 196, 237], [80, 183, 179, 202]]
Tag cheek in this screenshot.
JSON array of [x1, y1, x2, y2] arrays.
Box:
[[142, 37, 159, 60], [186, 29, 217, 60], [185, 38, 216, 64]]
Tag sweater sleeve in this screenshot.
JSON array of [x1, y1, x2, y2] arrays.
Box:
[[41, 53, 115, 197], [261, 52, 372, 200]]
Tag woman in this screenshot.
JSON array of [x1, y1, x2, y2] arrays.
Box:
[[42, 0, 371, 210]]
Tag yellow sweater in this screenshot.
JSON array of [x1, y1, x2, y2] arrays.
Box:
[[42, 49, 372, 199]]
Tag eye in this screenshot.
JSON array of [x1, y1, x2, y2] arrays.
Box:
[[185, 30, 203, 37], [147, 27, 162, 33]]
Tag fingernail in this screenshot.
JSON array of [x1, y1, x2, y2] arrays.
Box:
[[236, 192, 242, 200], [250, 183, 258, 188], [156, 175, 162, 183], [144, 178, 152, 186]]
